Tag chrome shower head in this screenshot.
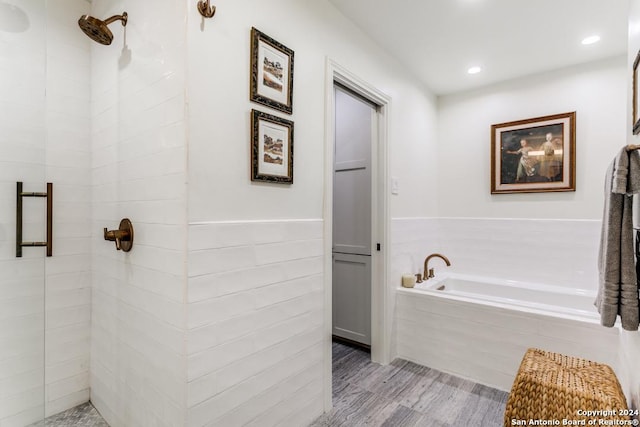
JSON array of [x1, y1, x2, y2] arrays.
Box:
[[78, 12, 127, 45]]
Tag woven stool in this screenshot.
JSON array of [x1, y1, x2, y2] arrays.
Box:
[[504, 348, 629, 426]]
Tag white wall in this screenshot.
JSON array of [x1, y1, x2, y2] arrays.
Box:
[[437, 56, 627, 220], [185, 0, 438, 425], [89, 1, 189, 426], [392, 57, 626, 370], [432, 12, 640, 412], [187, 0, 438, 222]]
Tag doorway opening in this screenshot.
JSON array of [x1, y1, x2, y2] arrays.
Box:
[[332, 83, 376, 353], [323, 59, 391, 411]]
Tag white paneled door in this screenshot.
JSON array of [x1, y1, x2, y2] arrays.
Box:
[[332, 84, 376, 346]]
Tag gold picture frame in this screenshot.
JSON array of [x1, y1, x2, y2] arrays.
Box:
[[251, 109, 294, 184], [491, 112, 576, 194], [250, 28, 294, 115]]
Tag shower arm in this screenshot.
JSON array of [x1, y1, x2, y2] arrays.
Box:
[[103, 13, 128, 27], [197, 0, 216, 18]]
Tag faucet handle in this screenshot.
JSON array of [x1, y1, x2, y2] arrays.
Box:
[[428, 268, 435, 278], [103, 218, 134, 252], [415, 273, 423, 283]]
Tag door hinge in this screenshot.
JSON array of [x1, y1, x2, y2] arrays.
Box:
[[376, 243, 381, 251]]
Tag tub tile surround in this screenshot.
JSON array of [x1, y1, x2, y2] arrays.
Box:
[[391, 218, 440, 283], [392, 217, 620, 394], [187, 220, 324, 427], [392, 217, 601, 292]]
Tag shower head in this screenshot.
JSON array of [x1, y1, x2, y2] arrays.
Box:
[[78, 12, 128, 45]]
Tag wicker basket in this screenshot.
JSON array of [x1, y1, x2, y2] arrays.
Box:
[[504, 348, 629, 427]]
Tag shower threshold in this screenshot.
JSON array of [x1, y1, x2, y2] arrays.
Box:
[[28, 402, 108, 427]]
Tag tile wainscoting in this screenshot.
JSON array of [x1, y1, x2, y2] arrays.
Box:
[[187, 219, 325, 427]]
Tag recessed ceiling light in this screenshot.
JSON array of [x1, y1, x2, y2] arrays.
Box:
[[467, 66, 481, 74], [581, 35, 600, 45]]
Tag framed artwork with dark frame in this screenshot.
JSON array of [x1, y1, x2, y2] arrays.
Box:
[[251, 109, 294, 184], [250, 27, 294, 115], [491, 111, 576, 194], [633, 50, 640, 135]]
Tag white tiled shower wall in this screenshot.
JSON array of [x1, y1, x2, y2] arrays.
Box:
[[89, 1, 188, 426], [0, 0, 92, 425], [0, 2, 47, 424], [187, 220, 324, 427], [44, 0, 92, 417]]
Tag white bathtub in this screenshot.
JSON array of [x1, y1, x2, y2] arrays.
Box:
[[395, 273, 620, 391], [414, 273, 598, 320]]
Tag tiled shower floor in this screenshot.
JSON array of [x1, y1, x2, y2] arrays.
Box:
[[29, 402, 108, 427]]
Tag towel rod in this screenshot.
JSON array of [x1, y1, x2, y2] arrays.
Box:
[[626, 144, 640, 151]]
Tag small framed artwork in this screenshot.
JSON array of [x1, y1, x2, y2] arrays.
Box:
[[251, 109, 294, 184], [491, 111, 576, 194], [250, 27, 294, 115], [633, 50, 640, 135]]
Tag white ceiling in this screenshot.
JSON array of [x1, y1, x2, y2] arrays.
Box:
[[328, 0, 628, 95]]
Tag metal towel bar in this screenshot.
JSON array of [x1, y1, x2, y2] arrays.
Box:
[[16, 182, 53, 257]]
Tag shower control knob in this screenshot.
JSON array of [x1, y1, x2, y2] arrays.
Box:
[[103, 218, 134, 252]]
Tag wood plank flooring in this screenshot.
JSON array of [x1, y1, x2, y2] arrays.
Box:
[[311, 342, 508, 426]]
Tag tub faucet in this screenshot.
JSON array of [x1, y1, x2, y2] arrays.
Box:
[[423, 253, 451, 281]]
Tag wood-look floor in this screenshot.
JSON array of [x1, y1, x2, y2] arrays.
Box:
[[310, 341, 509, 427]]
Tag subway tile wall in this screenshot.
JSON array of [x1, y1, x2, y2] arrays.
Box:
[[438, 218, 601, 292], [89, 1, 188, 426], [1, 0, 92, 425], [391, 218, 441, 284], [187, 220, 324, 427], [392, 218, 600, 292], [396, 289, 620, 391], [44, 0, 92, 418], [0, 0, 47, 424], [392, 217, 609, 392]]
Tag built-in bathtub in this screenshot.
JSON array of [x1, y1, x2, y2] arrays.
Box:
[[395, 273, 621, 391]]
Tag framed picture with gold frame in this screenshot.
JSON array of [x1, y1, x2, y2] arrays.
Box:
[[491, 112, 576, 194], [251, 109, 293, 184], [250, 27, 294, 115]]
